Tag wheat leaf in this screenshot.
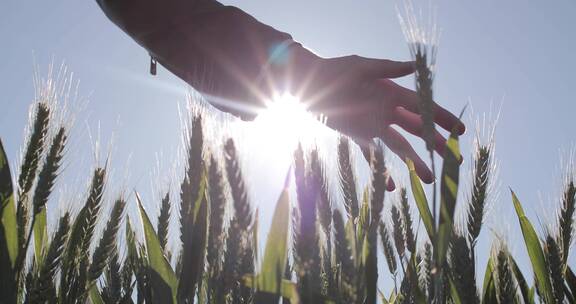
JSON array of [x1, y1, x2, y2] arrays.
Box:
[[437, 130, 461, 266], [509, 254, 533, 304], [136, 193, 178, 303], [258, 173, 291, 294], [566, 266, 576, 301], [0, 138, 18, 268], [481, 257, 497, 304], [177, 172, 208, 303], [449, 277, 463, 304], [407, 159, 434, 240], [510, 190, 554, 303], [32, 207, 47, 265], [245, 276, 301, 304], [89, 284, 105, 304], [0, 140, 19, 302]]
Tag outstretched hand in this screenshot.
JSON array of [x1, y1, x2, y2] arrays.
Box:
[[96, 1, 465, 189], [286, 48, 465, 187]]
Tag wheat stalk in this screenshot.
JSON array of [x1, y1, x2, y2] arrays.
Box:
[[18, 102, 50, 199], [419, 242, 434, 299], [467, 145, 491, 246], [449, 234, 479, 304], [391, 205, 406, 262], [101, 250, 122, 303], [332, 209, 356, 303], [338, 137, 359, 220], [16, 102, 50, 265], [398, 1, 439, 154], [494, 244, 514, 304], [180, 114, 204, 243], [293, 146, 322, 302], [223, 138, 252, 230], [32, 127, 66, 215], [89, 198, 125, 282], [379, 221, 397, 276], [177, 189, 208, 303], [545, 234, 565, 303], [18, 126, 67, 278], [558, 180, 575, 268], [60, 167, 106, 300], [311, 149, 334, 297], [369, 144, 387, 231], [206, 154, 227, 303], [222, 138, 254, 300], [157, 191, 171, 255], [399, 188, 416, 253], [29, 212, 70, 303]]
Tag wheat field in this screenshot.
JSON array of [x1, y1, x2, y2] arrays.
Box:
[[1, 7, 575, 304]]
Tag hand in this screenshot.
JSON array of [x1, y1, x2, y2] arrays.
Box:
[[96, 1, 465, 187], [289, 48, 466, 186]]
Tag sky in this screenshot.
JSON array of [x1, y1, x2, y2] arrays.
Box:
[[1, 0, 576, 295]]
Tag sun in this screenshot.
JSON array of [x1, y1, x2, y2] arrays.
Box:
[[245, 93, 331, 163]]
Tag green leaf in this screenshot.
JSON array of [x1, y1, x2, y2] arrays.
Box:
[[89, 284, 104, 304], [0, 138, 18, 267], [481, 257, 497, 304], [357, 198, 370, 248], [177, 175, 208, 303], [0, 138, 17, 301], [125, 218, 139, 265], [449, 277, 463, 304], [280, 280, 301, 304], [379, 289, 389, 304], [258, 179, 291, 294], [565, 266, 576, 302], [510, 190, 554, 303], [345, 218, 358, 269], [510, 254, 534, 304], [388, 291, 398, 304], [136, 193, 178, 303], [33, 207, 47, 265], [407, 253, 427, 304], [407, 159, 434, 240], [361, 234, 370, 268], [437, 131, 461, 266], [245, 276, 301, 304]]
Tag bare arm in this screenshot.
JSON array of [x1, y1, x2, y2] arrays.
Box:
[[96, 0, 465, 186]]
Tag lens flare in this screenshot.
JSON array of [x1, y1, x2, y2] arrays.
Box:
[[245, 93, 331, 165]]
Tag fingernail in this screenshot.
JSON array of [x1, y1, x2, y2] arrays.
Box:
[[458, 123, 466, 135], [423, 171, 435, 184], [387, 178, 396, 192]]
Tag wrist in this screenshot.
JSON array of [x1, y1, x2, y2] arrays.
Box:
[[285, 43, 324, 107]]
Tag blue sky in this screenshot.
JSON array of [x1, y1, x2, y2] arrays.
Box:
[[1, 0, 575, 294]]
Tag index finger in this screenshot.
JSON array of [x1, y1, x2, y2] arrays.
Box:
[[377, 79, 466, 135]]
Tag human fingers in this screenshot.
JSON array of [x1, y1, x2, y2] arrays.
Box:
[[390, 107, 447, 156], [380, 126, 434, 184], [387, 176, 396, 192], [345, 56, 415, 79], [376, 79, 466, 134]]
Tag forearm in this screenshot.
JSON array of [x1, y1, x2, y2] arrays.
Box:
[[97, 0, 316, 119]]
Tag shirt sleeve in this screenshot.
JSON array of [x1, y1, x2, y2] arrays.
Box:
[[96, 0, 296, 119]]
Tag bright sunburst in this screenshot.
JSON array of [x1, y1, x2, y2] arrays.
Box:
[[247, 93, 331, 163]]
